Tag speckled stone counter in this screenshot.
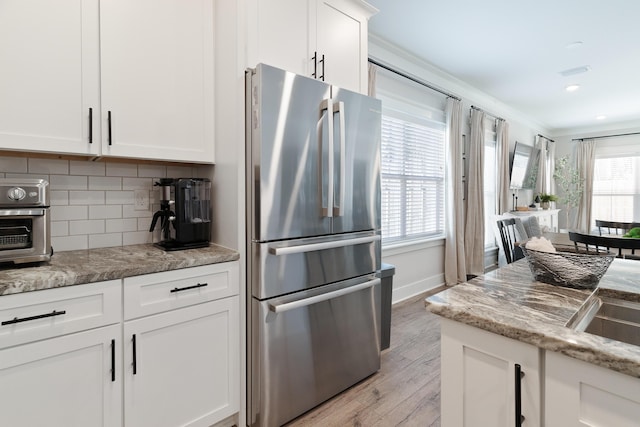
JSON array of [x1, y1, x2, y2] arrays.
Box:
[[0, 243, 239, 296], [426, 259, 640, 377]]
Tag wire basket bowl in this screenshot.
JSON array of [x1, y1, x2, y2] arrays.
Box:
[[520, 244, 615, 289]]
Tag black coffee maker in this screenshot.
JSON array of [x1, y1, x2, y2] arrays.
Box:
[[149, 178, 211, 251]]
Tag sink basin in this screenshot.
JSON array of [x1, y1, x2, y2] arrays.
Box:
[[566, 291, 640, 347]]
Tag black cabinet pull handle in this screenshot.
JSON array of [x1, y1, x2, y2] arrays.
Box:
[[2, 309, 66, 326], [88, 107, 93, 144], [170, 282, 208, 293], [515, 364, 525, 426], [319, 54, 325, 81], [132, 334, 137, 375], [108, 111, 113, 146], [111, 339, 116, 382], [312, 51, 318, 78]]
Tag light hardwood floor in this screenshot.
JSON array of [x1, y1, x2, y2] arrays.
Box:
[[286, 291, 442, 427]]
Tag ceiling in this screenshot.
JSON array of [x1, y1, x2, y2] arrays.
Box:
[[366, 0, 640, 134]]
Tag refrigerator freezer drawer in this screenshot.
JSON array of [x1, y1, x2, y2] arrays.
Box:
[[249, 276, 381, 427], [250, 232, 381, 300]]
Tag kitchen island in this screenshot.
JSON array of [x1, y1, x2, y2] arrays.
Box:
[[426, 258, 640, 426]]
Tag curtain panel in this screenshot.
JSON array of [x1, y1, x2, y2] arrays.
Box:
[[444, 98, 466, 285], [496, 119, 510, 214], [464, 108, 486, 276], [576, 139, 596, 232]]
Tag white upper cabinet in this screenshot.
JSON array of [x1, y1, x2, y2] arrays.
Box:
[[0, 0, 100, 156], [251, 0, 377, 94], [0, 0, 214, 163], [100, 0, 214, 163]]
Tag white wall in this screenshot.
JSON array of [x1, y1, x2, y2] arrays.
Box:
[[370, 35, 551, 302]]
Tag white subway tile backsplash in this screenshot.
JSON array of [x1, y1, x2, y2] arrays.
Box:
[[50, 191, 69, 206], [105, 190, 134, 205], [70, 191, 105, 205], [106, 218, 138, 233], [89, 233, 123, 249], [51, 205, 88, 221], [29, 158, 69, 175], [50, 175, 87, 190], [138, 164, 166, 178], [89, 205, 122, 219], [52, 235, 88, 252], [6, 156, 207, 252], [123, 177, 154, 190], [106, 162, 138, 177], [70, 160, 106, 176], [89, 176, 122, 190], [0, 156, 28, 173], [123, 230, 154, 246], [51, 221, 69, 237], [70, 220, 105, 235]]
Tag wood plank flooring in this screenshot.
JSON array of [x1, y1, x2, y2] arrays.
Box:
[[286, 291, 442, 427]]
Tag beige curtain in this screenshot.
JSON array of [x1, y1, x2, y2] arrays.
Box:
[[444, 98, 466, 285], [535, 135, 548, 195], [496, 119, 510, 214], [464, 108, 485, 276], [368, 63, 376, 97], [576, 139, 596, 232]]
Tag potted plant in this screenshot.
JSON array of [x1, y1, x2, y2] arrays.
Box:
[[553, 156, 584, 229], [539, 193, 558, 209]]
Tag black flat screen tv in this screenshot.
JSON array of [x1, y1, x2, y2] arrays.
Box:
[[509, 142, 540, 189]]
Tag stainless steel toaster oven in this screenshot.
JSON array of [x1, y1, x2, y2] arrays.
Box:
[[0, 178, 51, 264]]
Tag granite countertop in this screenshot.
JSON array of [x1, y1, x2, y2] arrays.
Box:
[[0, 243, 240, 297], [426, 259, 640, 377]]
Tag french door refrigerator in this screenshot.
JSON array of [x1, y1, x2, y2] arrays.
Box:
[[246, 63, 382, 427]]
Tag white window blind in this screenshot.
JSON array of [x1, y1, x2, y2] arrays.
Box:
[[592, 155, 640, 223], [380, 110, 445, 243]]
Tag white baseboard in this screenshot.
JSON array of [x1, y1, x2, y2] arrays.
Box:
[[392, 273, 445, 304]]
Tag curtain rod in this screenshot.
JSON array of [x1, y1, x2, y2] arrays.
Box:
[[471, 105, 504, 122], [537, 133, 555, 142], [572, 131, 640, 141], [368, 58, 462, 101]]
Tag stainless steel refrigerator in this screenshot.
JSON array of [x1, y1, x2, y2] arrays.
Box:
[[246, 63, 382, 427]]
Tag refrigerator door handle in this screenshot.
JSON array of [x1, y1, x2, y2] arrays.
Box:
[[319, 99, 334, 217], [268, 278, 380, 314], [268, 235, 380, 256], [333, 101, 346, 217]]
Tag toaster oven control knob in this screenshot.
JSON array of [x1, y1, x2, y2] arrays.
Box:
[[8, 187, 26, 201]]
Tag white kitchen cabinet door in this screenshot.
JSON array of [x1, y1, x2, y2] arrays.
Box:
[[546, 351, 640, 426], [440, 319, 541, 427], [0, 0, 100, 156], [314, 0, 370, 93], [100, 0, 215, 163], [0, 324, 122, 427], [251, 0, 374, 94], [123, 296, 239, 427]]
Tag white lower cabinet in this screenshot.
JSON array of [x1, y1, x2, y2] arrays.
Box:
[[123, 296, 239, 427], [440, 318, 541, 427], [546, 351, 640, 426], [0, 324, 122, 427]]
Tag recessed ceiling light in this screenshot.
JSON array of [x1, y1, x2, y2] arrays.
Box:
[[559, 65, 591, 77], [565, 84, 580, 92], [566, 41, 584, 49], [596, 115, 607, 120]]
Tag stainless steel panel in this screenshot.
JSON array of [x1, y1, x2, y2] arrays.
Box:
[[249, 276, 381, 427], [250, 231, 381, 300], [248, 63, 333, 242], [330, 87, 381, 234]]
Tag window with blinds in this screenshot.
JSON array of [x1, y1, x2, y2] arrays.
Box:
[[375, 66, 447, 245], [380, 110, 446, 243], [592, 155, 640, 224]]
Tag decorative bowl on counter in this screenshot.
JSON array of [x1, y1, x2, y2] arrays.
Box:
[[520, 244, 615, 289]]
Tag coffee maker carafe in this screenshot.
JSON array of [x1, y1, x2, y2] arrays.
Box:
[[149, 178, 211, 250]]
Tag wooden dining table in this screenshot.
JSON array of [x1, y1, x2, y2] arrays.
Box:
[[542, 231, 638, 258]]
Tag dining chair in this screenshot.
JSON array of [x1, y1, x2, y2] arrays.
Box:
[[497, 218, 525, 264], [569, 231, 640, 258], [595, 219, 640, 236]]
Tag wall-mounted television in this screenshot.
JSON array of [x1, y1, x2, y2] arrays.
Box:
[[509, 141, 540, 189]]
